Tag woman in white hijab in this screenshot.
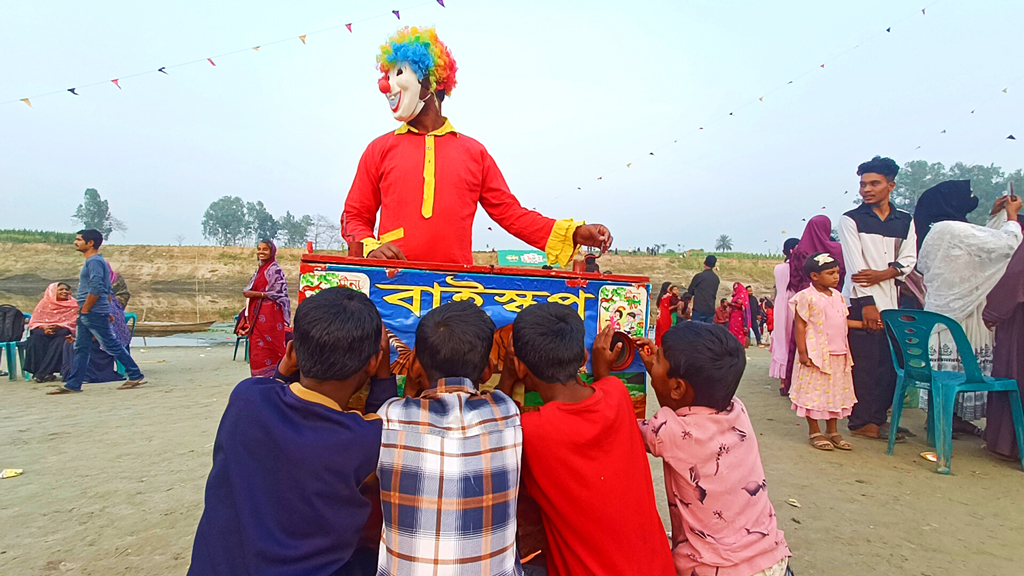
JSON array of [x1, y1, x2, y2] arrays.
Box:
[[916, 181, 1023, 430]]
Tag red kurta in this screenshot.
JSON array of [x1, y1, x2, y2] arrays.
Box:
[[343, 119, 577, 266]]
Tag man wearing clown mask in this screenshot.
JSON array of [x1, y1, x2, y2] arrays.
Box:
[[342, 26, 613, 266]]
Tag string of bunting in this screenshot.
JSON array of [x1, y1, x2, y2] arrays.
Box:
[[570, 1, 946, 194], [6, 0, 445, 108]]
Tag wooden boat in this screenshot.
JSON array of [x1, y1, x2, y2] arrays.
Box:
[[134, 321, 216, 337]]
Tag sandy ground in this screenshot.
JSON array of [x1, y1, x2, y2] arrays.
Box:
[[1, 346, 1022, 575]]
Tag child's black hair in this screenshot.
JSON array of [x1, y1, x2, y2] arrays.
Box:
[[293, 287, 382, 380], [415, 301, 495, 383], [803, 251, 841, 279], [661, 322, 745, 411], [856, 155, 900, 182], [512, 302, 586, 384], [77, 229, 103, 249]]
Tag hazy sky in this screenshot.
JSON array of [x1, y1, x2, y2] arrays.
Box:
[[3, 0, 1022, 252]]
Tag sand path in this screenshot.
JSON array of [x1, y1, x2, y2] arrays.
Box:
[[1, 346, 1021, 574]]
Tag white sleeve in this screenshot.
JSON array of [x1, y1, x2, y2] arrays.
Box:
[[893, 220, 918, 278], [839, 215, 871, 303]]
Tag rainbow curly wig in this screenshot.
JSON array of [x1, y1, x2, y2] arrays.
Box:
[[377, 26, 458, 96]]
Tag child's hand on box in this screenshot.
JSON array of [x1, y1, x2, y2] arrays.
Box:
[[591, 325, 621, 381]]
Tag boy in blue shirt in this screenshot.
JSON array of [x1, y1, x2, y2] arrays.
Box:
[[189, 287, 397, 576], [48, 229, 146, 394]]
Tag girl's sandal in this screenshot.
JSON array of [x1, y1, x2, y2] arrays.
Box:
[[827, 433, 853, 450], [809, 433, 834, 451]]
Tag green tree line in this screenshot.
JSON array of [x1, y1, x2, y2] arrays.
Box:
[[0, 229, 78, 244]]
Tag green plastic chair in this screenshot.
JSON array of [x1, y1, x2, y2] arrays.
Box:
[[881, 309, 1024, 474], [115, 312, 139, 376]]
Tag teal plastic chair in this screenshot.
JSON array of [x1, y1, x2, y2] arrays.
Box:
[[881, 309, 1024, 474], [2, 312, 31, 380], [115, 312, 139, 376], [233, 315, 249, 362]]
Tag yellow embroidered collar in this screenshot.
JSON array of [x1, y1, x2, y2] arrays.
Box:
[[394, 117, 458, 137]]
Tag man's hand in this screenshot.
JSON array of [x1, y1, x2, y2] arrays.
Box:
[[861, 304, 883, 332], [43, 326, 55, 335], [573, 224, 613, 253], [851, 268, 897, 288], [65, 334, 75, 344], [591, 325, 620, 380], [496, 343, 520, 396], [1007, 196, 1022, 221], [633, 337, 657, 376], [366, 242, 407, 261], [375, 329, 392, 379]]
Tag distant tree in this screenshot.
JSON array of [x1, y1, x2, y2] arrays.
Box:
[[245, 201, 278, 244], [173, 234, 186, 246], [884, 160, 1023, 225], [311, 214, 343, 250], [72, 188, 126, 237], [277, 211, 314, 248], [202, 196, 248, 246], [715, 234, 733, 252]]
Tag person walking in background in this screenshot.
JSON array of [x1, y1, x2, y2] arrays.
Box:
[[764, 298, 775, 348], [48, 230, 145, 394], [839, 157, 917, 442], [669, 285, 682, 325], [747, 285, 763, 347], [239, 239, 291, 378], [771, 238, 800, 395], [915, 183, 1023, 436], [790, 253, 860, 452], [684, 255, 720, 323], [655, 282, 675, 346], [727, 283, 749, 346]]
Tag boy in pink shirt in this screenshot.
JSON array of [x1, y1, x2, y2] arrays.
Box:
[[636, 322, 792, 576]]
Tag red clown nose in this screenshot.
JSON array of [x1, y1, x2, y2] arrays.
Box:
[[378, 75, 391, 94]]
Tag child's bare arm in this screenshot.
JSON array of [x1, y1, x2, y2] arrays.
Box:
[[847, 319, 865, 330]]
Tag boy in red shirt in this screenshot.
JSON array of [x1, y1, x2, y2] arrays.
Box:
[[501, 303, 675, 576]]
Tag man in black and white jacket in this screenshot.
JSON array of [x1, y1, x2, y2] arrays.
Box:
[[839, 156, 917, 442]]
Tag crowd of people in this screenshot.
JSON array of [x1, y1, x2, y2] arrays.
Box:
[[654, 255, 776, 351], [189, 290, 792, 576]]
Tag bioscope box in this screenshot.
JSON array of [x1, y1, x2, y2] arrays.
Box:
[[298, 253, 651, 417]]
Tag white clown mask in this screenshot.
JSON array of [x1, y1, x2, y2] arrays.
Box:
[[379, 63, 426, 123]]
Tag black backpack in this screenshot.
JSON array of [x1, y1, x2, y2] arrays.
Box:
[[0, 304, 26, 342]]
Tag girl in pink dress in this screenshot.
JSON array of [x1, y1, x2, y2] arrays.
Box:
[[790, 253, 862, 452]]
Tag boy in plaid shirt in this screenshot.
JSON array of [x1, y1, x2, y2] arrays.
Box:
[[375, 301, 523, 576]]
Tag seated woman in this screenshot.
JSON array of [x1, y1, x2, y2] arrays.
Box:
[[24, 282, 78, 383]]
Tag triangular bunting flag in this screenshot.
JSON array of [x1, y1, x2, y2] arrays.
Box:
[[437, 0, 445, 6], [253, 46, 260, 51], [820, 64, 825, 68], [759, 96, 764, 102], [649, 152, 654, 156], [158, 67, 167, 74], [626, 163, 632, 168], [112, 79, 121, 89], [729, 112, 734, 116], [787, 81, 793, 84], [914, 145, 921, 150], [1009, 135, 1017, 140], [886, 27, 891, 32], [345, 24, 352, 32], [699, 127, 704, 130], [597, 177, 603, 180], [940, 129, 946, 134], [1003, 88, 1009, 93], [392, 10, 400, 19], [208, 58, 216, 66], [20, 98, 31, 107], [299, 34, 307, 44], [68, 88, 78, 95], [922, 8, 926, 15]]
